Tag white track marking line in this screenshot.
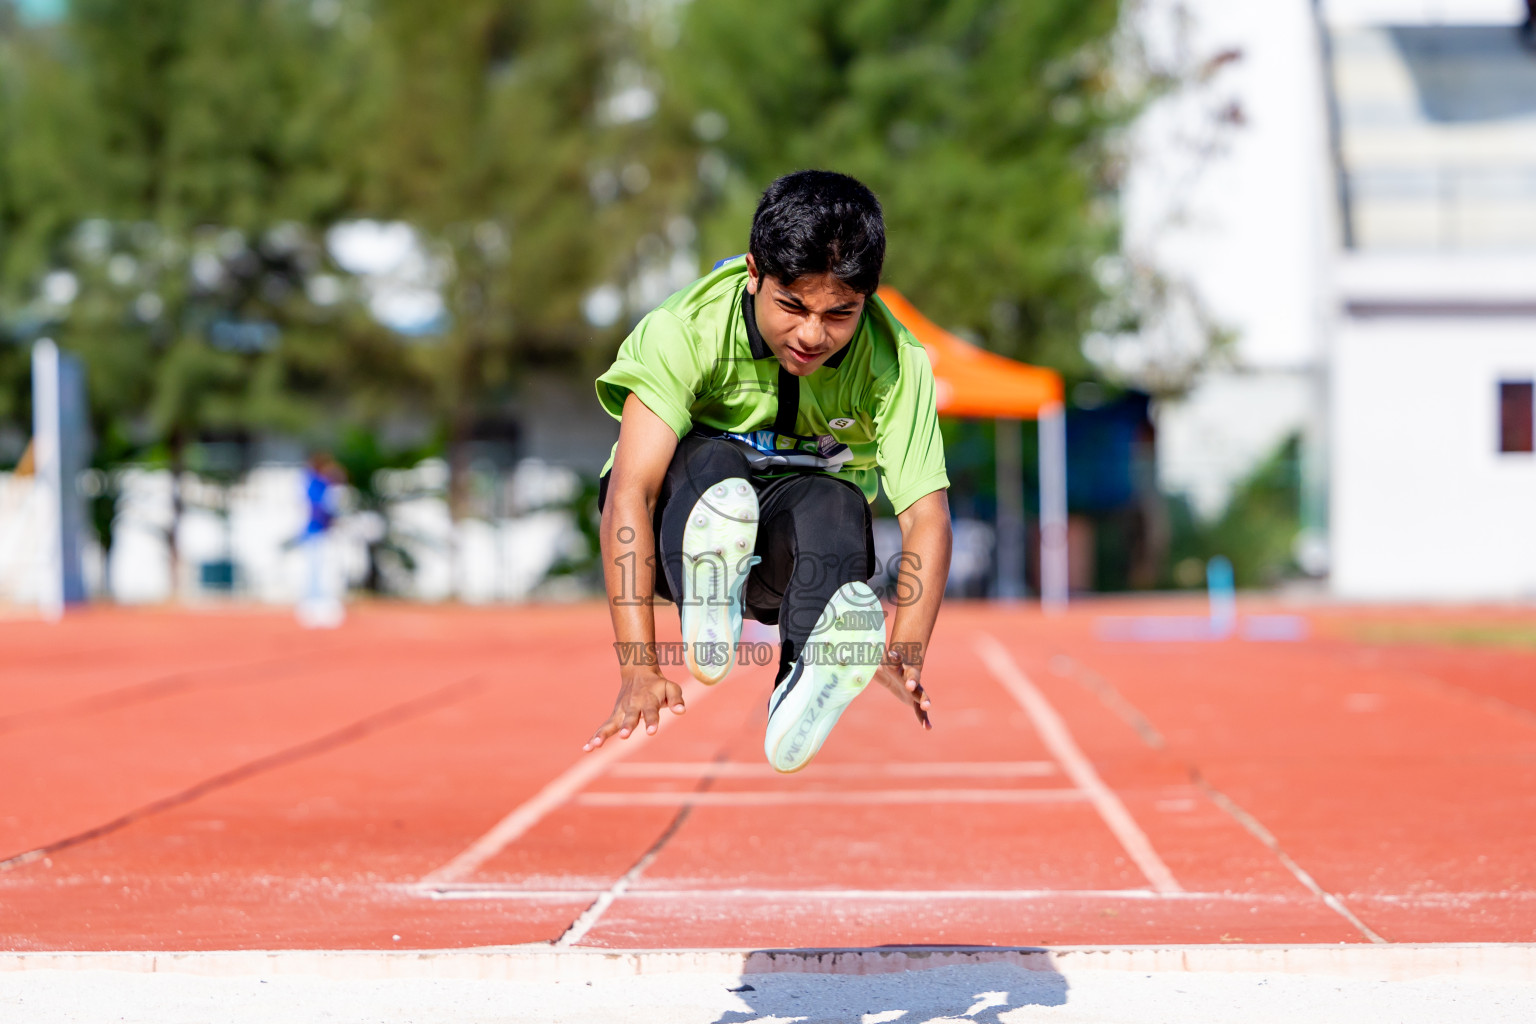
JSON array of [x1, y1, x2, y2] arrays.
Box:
[[609, 760, 1057, 779], [575, 788, 1087, 807], [553, 830, 676, 948], [418, 888, 602, 900], [975, 632, 1184, 895], [418, 885, 1299, 902], [552, 780, 1086, 945], [1198, 781, 1387, 943], [419, 679, 713, 886], [1051, 648, 1388, 943]]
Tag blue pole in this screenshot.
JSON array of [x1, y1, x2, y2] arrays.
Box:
[[1207, 555, 1236, 639]]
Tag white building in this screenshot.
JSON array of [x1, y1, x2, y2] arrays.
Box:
[[1326, 2, 1536, 599], [1116, 0, 1333, 526], [1122, 0, 1536, 599]]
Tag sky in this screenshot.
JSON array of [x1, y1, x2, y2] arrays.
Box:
[[15, 0, 66, 25]]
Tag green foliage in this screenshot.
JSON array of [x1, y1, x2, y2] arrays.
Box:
[[2, 0, 1139, 513], [1, 1, 406, 459], [659, 0, 1129, 378], [341, 0, 680, 510], [541, 471, 603, 589], [1166, 433, 1303, 589], [332, 424, 441, 505], [331, 425, 441, 592]]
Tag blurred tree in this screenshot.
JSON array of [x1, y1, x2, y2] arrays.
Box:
[[656, 0, 1132, 377], [1164, 433, 1302, 589], [331, 424, 437, 594], [357, 0, 678, 517], [0, 0, 417, 585], [1074, 4, 1247, 400]]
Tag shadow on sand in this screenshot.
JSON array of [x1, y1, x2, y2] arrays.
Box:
[[708, 948, 1068, 1024]]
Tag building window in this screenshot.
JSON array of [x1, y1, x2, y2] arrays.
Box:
[[1500, 381, 1534, 454]]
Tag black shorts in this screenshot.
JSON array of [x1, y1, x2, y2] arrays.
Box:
[[599, 431, 876, 657]]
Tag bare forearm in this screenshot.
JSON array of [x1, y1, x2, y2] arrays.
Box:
[[586, 393, 687, 751], [600, 491, 659, 658], [888, 500, 952, 664]]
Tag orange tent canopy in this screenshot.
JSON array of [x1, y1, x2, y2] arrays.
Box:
[[878, 287, 1062, 420]]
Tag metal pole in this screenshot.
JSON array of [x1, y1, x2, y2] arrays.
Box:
[[994, 418, 1025, 599], [1206, 555, 1236, 638], [1038, 402, 1068, 613], [32, 339, 64, 622]]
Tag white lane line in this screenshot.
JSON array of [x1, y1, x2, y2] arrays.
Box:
[[1357, 891, 1536, 904], [610, 761, 1058, 779], [419, 679, 713, 886], [1048, 648, 1387, 943], [419, 888, 601, 900], [975, 633, 1184, 895], [553, 825, 678, 948], [575, 788, 1087, 807], [418, 885, 1298, 902], [1197, 779, 1387, 944]]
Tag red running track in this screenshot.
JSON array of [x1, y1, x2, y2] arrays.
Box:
[[0, 600, 1533, 950]]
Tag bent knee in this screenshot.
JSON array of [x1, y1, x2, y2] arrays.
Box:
[[675, 436, 754, 486], [805, 476, 869, 527]]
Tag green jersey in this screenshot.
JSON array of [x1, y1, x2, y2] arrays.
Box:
[[595, 257, 949, 513]]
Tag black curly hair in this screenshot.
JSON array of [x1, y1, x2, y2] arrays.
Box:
[[749, 170, 885, 296]]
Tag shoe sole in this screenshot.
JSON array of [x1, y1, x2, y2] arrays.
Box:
[[680, 478, 759, 685], [764, 581, 886, 773]]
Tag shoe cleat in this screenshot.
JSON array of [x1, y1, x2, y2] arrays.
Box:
[[679, 477, 759, 685], [763, 581, 886, 773]]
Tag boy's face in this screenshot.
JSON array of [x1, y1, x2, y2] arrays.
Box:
[[745, 254, 866, 377]]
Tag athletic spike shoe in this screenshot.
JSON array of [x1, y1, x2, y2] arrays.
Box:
[[679, 478, 760, 685], [764, 581, 887, 773]]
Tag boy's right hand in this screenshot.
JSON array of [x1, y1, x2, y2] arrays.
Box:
[[584, 667, 686, 751]]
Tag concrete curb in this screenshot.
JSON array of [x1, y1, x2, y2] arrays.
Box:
[[2, 945, 1533, 981]]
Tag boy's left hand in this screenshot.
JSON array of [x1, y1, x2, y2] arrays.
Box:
[[871, 648, 931, 729]]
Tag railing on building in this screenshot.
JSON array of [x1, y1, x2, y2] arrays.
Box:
[[1346, 163, 1536, 250]]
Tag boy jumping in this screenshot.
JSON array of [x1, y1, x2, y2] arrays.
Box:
[[584, 170, 953, 772]]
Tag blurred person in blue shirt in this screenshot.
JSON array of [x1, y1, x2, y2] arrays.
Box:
[[297, 453, 346, 628]]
